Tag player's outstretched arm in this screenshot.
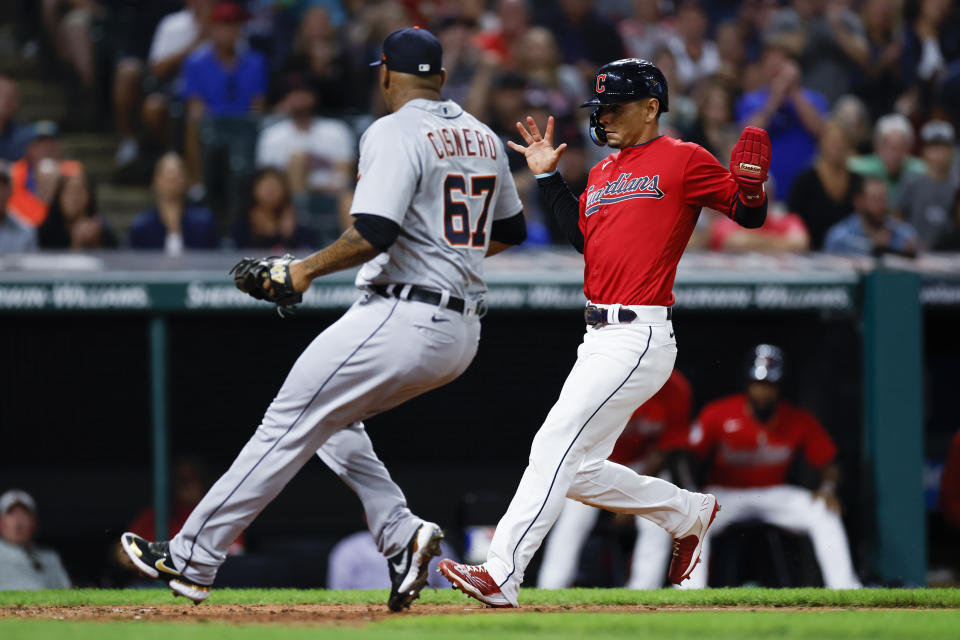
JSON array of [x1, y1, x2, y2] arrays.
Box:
[[507, 116, 568, 175], [288, 226, 380, 291]]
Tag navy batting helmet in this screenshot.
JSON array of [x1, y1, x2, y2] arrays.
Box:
[[745, 344, 785, 383], [581, 58, 669, 145]]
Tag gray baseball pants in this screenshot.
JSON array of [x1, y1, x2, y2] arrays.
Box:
[[168, 293, 481, 585]]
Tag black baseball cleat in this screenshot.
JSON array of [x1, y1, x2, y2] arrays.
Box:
[[120, 532, 212, 604], [387, 522, 444, 612]]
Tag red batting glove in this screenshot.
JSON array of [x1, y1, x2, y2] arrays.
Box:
[[730, 126, 771, 206]]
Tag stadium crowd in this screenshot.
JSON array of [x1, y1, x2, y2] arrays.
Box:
[[1, 0, 960, 256]]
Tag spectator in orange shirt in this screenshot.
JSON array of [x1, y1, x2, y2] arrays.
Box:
[[7, 121, 82, 228]]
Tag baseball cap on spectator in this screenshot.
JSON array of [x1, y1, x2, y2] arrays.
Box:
[[27, 120, 59, 142], [0, 489, 37, 514], [209, 1, 250, 24], [370, 27, 443, 76], [921, 120, 955, 146]]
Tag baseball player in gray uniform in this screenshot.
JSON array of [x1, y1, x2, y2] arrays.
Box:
[[121, 27, 526, 612]]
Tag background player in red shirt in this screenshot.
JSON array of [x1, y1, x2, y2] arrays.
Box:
[[537, 369, 692, 590], [439, 58, 770, 607], [681, 345, 861, 589]]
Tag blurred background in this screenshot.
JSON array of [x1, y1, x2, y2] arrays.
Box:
[[0, 0, 958, 592]]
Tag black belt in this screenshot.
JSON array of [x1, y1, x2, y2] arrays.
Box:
[[370, 284, 467, 313], [584, 304, 672, 326]]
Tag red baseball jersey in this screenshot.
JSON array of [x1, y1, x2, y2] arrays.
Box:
[[687, 394, 837, 488], [609, 369, 692, 465], [578, 135, 742, 306]]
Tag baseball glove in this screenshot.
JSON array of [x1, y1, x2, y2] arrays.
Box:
[[230, 253, 302, 318]]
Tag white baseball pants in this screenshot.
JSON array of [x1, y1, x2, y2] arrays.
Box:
[[484, 308, 706, 606], [537, 497, 673, 589], [168, 293, 481, 585], [681, 485, 862, 589]]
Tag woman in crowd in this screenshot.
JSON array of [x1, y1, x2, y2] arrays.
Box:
[[788, 121, 862, 250], [231, 167, 311, 250], [38, 171, 117, 249]]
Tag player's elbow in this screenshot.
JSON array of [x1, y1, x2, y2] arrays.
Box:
[[491, 212, 527, 246]]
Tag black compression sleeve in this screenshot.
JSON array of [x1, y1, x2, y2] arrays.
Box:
[[731, 198, 768, 229], [537, 172, 584, 253], [353, 213, 401, 252], [491, 211, 527, 245]]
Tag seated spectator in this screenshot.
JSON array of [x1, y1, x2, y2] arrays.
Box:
[[271, 6, 359, 115], [256, 86, 355, 198], [897, 120, 958, 250], [141, 0, 215, 155], [848, 113, 926, 206], [681, 345, 862, 589], [824, 177, 917, 256], [0, 489, 71, 590], [327, 528, 456, 590], [789, 121, 861, 250], [544, 0, 625, 82], [130, 152, 220, 253], [855, 0, 905, 121], [0, 73, 28, 162], [685, 81, 738, 161], [668, 1, 720, 93], [650, 46, 698, 137], [474, 0, 530, 66], [737, 43, 827, 201], [38, 172, 118, 250], [713, 19, 748, 92], [512, 27, 585, 117], [182, 1, 266, 197], [0, 162, 36, 253], [830, 94, 873, 154], [709, 200, 810, 254], [765, 0, 869, 105], [618, 0, 679, 62], [231, 168, 311, 250], [7, 121, 83, 228], [106, 2, 183, 169]]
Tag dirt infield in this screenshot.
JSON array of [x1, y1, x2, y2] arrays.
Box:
[[0, 603, 907, 626]]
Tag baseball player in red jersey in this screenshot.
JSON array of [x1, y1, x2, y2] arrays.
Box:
[[439, 58, 771, 607], [538, 369, 692, 589], [681, 345, 861, 589]]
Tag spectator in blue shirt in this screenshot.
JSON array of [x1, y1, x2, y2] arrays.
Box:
[[130, 152, 220, 253], [736, 44, 828, 201], [182, 1, 266, 194], [824, 176, 918, 257]]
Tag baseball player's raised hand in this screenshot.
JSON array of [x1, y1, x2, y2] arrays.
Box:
[[507, 116, 568, 176]]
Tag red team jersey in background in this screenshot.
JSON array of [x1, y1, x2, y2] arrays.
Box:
[[577, 136, 742, 306], [609, 369, 692, 466], [687, 394, 837, 488]]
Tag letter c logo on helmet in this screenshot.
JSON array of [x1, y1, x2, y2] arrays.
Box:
[[596, 74, 607, 94]]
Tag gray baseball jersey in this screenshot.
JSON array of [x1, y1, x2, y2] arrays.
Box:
[[351, 98, 522, 299]]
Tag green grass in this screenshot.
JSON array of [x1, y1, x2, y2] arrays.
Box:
[[2, 611, 960, 640], [1, 587, 959, 608], [3, 589, 960, 639]]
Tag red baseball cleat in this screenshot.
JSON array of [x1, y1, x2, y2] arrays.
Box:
[[437, 559, 515, 608], [668, 494, 721, 584]]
